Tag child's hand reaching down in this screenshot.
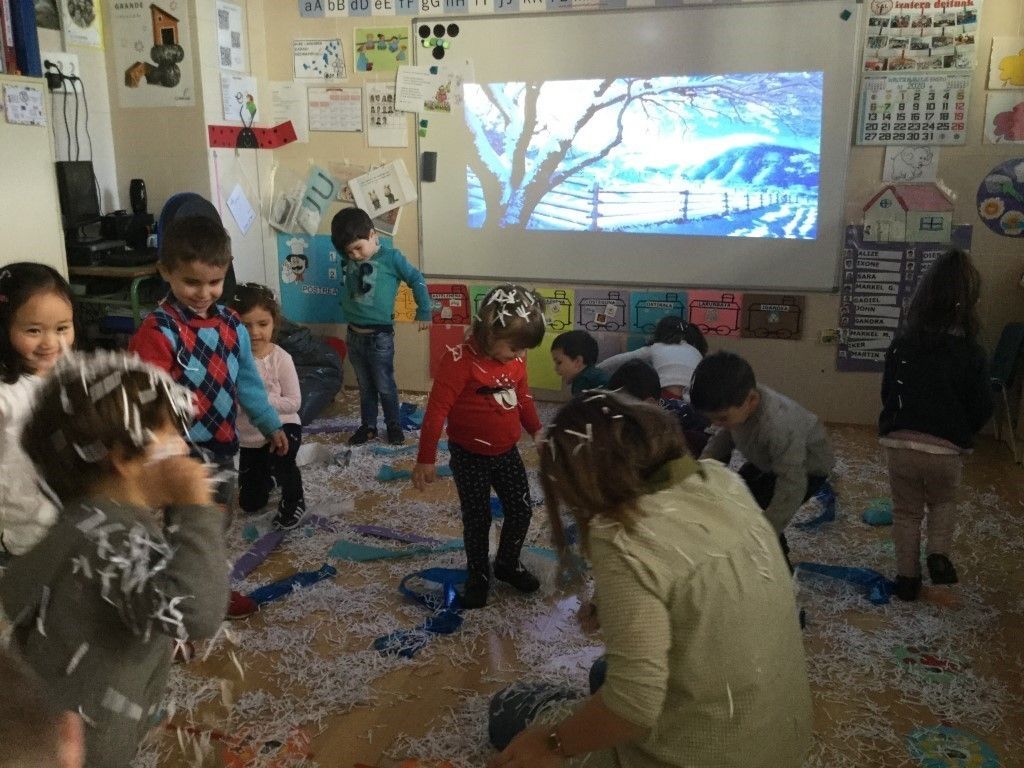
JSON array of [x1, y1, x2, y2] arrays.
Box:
[[268, 429, 289, 455], [412, 462, 436, 491]]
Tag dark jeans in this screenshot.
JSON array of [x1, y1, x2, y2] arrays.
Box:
[[238, 423, 304, 513], [738, 462, 827, 571], [449, 442, 533, 577], [488, 657, 605, 750], [346, 326, 400, 431]]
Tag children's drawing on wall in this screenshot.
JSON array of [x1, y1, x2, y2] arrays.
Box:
[[987, 37, 1024, 89], [575, 290, 629, 332], [348, 160, 417, 218], [883, 146, 939, 182], [34, 0, 61, 30], [984, 93, 1024, 143], [61, 0, 102, 47], [353, 27, 408, 72], [276, 234, 344, 324], [462, 73, 822, 238], [293, 39, 345, 80], [110, 1, 195, 107]]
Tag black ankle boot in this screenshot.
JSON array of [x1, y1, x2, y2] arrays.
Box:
[[459, 572, 489, 609], [493, 561, 540, 593], [927, 553, 958, 585], [894, 575, 921, 601]]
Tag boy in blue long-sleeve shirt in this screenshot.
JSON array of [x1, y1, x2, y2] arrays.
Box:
[[331, 207, 431, 446]]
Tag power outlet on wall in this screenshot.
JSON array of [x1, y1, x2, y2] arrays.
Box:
[[41, 51, 81, 94]]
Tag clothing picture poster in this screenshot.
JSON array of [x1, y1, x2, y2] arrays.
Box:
[[862, 0, 979, 72], [740, 294, 805, 339], [110, 1, 196, 107], [837, 224, 972, 371], [354, 27, 409, 73], [348, 160, 416, 218], [575, 289, 630, 333], [365, 83, 408, 148], [535, 287, 574, 332], [987, 37, 1024, 89], [294, 39, 345, 80], [428, 283, 471, 325], [61, 0, 103, 48], [686, 290, 743, 337], [526, 332, 564, 392], [629, 291, 686, 335], [984, 92, 1024, 143], [216, 0, 246, 72], [856, 73, 970, 145], [277, 233, 345, 324], [393, 283, 417, 323]]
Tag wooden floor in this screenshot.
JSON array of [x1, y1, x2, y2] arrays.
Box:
[[143, 394, 1024, 768]]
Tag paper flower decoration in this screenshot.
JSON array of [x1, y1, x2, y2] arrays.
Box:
[[992, 102, 1024, 142], [1000, 210, 1024, 236], [979, 197, 1005, 220], [997, 49, 1024, 87]]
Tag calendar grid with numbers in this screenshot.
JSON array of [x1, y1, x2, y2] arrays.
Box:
[[856, 73, 971, 146]]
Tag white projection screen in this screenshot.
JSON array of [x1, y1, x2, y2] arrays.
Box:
[[415, 1, 861, 290]]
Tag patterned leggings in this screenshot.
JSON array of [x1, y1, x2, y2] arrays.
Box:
[[448, 442, 533, 577]]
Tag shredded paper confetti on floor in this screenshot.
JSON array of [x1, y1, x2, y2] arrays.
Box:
[[136, 398, 1024, 768]]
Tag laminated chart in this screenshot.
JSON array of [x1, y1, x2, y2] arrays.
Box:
[[575, 289, 630, 332], [630, 291, 686, 335], [741, 294, 804, 339], [837, 224, 972, 372], [687, 290, 743, 337], [428, 283, 471, 324]]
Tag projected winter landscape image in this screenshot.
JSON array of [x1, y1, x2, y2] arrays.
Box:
[[464, 72, 823, 239]]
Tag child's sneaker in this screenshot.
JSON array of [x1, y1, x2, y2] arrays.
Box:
[[227, 590, 258, 619], [927, 553, 958, 585], [894, 575, 921, 601], [386, 424, 405, 445], [459, 573, 489, 609], [273, 499, 306, 531], [348, 425, 377, 446], [493, 561, 540, 593]]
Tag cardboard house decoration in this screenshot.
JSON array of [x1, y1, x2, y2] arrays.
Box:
[[862, 183, 954, 243], [151, 5, 180, 47]]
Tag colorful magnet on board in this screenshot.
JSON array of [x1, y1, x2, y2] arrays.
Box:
[[447, 23, 460, 36], [419, 119, 428, 127], [433, 48, 445, 60], [839, 8, 851, 19], [429, 65, 438, 74], [418, 24, 431, 38], [433, 23, 445, 36]]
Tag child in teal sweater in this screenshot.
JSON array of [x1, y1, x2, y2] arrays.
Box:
[[331, 208, 432, 446]]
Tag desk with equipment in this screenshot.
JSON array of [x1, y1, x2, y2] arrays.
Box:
[[69, 261, 163, 331]]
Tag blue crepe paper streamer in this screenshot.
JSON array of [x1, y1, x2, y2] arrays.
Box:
[[242, 524, 261, 543], [793, 482, 837, 530], [246, 563, 337, 605], [863, 498, 894, 526], [328, 538, 463, 562], [377, 464, 452, 481], [796, 562, 894, 605], [905, 725, 999, 768], [373, 567, 467, 658], [399, 402, 424, 430]]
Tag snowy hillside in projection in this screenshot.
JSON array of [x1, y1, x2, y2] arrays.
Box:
[[463, 72, 823, 239]]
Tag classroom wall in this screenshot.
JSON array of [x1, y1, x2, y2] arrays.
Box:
[[249, 0, 1020, 425]]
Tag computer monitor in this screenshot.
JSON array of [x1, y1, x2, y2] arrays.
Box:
[[55, 160, 101, 239]]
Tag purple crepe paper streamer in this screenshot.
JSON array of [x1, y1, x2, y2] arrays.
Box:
[[230, 530, 286, 581], [303, 420, 362, 435], [305, 514, 343, 533], [351, 524, 445, 547]]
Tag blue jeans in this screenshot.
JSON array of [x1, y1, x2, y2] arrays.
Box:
[[346, 327, 400, 430]]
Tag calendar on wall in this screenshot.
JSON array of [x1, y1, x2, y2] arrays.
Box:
[[856, 73, 971, 145]]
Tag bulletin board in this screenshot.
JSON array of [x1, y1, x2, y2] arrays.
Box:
[[415, 1, 862, 291]]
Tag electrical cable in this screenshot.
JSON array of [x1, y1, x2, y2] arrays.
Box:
[[69, 76, 80, 161], [76, 76, 95, 161], [56, 63, 71, 161]]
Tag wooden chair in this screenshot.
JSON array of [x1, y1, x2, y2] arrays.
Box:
[[990, 323, 1024, 463]]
